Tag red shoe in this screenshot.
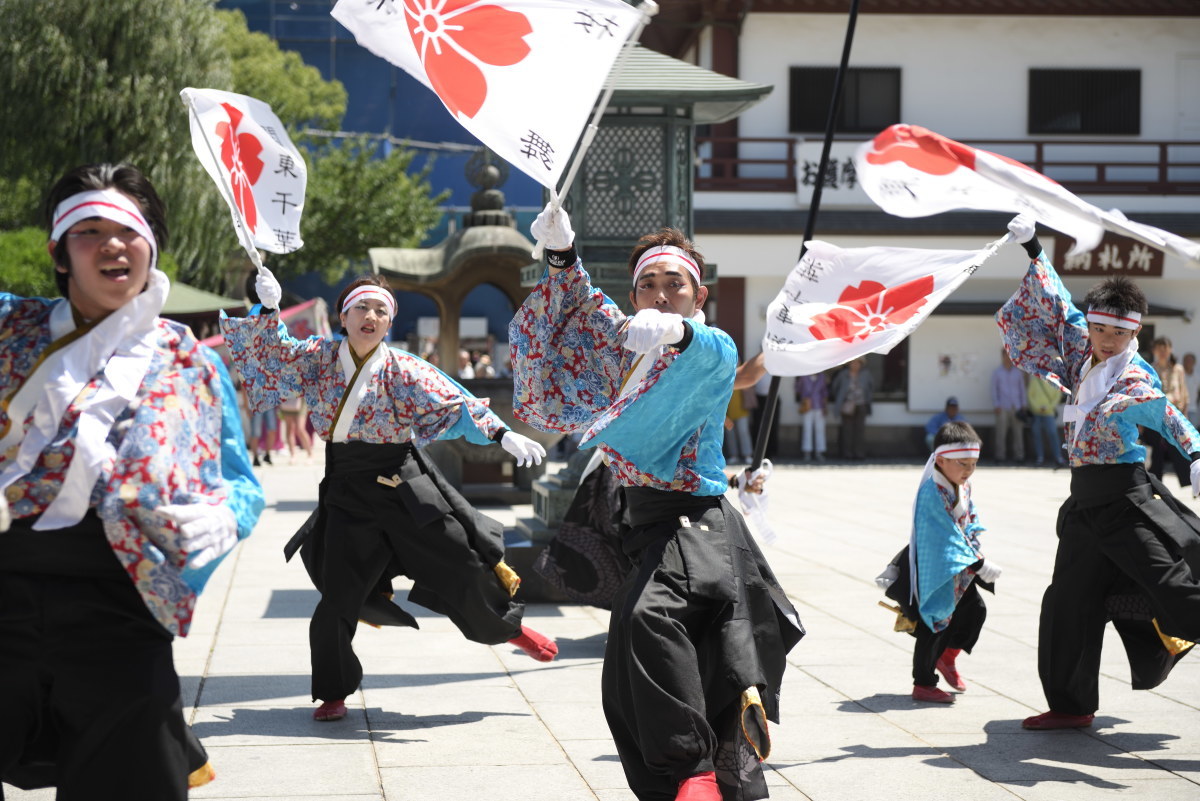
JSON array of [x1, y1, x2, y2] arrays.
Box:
[[509, 626, 558, 662], [313, 699, 347, 721], [676, 771, 721, 801], [936, 648, 966, 691], [1022, 711, 1094, 730], [912, 684, 955, 704]]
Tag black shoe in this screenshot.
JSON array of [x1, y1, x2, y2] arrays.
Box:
[[263, 453, 273, 465], [252, 455, 261, 467]]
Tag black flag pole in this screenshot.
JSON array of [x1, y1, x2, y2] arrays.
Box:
[[749, 0, 861, 473]]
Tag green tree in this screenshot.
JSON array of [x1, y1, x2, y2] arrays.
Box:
[[0, 1, 446, 295], [0, 229, 57, 297], [270, 138, 448, 284], [0, 226, 178, 296], [0, 0, 232, 287], [219, 9, 346, 137]]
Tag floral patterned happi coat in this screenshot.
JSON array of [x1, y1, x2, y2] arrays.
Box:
[[220, 307, 505, 446], [0, 294, 231, 637], [996, 251, 1200, 464], [508, 263, 735, 495]]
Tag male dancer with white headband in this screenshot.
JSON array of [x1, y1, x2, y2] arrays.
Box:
[[878, 421, 998, 704], [998, 213, 1200, 730], [0, 163, 263, 799], [221, 271, 558, 724], [510, 204, 802, 801]]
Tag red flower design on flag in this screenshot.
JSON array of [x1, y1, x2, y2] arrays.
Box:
[[215, 103, 264, 233], [403, 0, 532, 119], [864, 124, 1043, 179], [808, 275, 936, 343]]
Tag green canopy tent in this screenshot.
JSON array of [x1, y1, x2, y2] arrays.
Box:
[[160, 281, 244, 341]]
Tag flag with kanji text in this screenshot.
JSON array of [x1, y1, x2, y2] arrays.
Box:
[[854, 124, 1200, 267], [330, 0, 645, 189], [181, 87, 307, 255], [763, 239, 1001, 377]]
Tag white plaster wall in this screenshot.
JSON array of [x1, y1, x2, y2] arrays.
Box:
[[738, 14, 1200, 141]]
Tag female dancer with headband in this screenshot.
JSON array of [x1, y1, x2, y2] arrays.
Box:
[[222, 269, 557, 723]]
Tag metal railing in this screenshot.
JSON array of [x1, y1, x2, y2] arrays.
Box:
[[694, 136, 1200, 195]]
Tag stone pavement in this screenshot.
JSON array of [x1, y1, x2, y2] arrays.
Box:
[[7, 459, 1200, 800]]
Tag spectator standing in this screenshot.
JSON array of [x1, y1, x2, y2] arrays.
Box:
[[795, 372, 828, 462], [724, 387, 753, 463], [750, 369, 781, 460], [249, 406, 278, 466], [458, 349, 476, 379], [1183, 352, 1199, 428], [1148, 337, 1192, 487], [1027, 375, 1065, 467], [831, 358, 872, 460], [991, 350, 1027, 463]]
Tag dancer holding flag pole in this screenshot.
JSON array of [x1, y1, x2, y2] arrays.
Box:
[[996, 214, 1200, 730], [510, 201, 803, 799], [190, 88, 559, 723]]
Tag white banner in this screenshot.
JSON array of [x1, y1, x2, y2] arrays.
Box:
[[331, 0, 645, 189], [763, 239, 1003, 377], [181, 87, 307, 255], [854, 124, 1200, 266]]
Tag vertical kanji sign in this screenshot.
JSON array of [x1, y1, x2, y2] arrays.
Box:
[[181, 88, 307, 255]]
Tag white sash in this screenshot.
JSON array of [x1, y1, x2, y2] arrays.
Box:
[[0, 270, 169, 529], [1063, 339, 1138, 449], [330, 340, 389, 443]]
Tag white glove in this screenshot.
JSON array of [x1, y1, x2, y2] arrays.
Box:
[[0, 491, 10, 533], [157, 503, 239, 569], [976, 559, 1003, 583], [530, 203, 574, 252], [1191, 460, 1200, 498], [1007, 213, 1037, 244], [623, 308, 686, 354], [254, 267, 283, 310], [500, 431, 546, 467], [875, 563, 899, 590]]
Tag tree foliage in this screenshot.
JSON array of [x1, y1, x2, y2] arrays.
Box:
[[0, 0, 232, 287], [0, 226, 179, 296], [0, 1, 447, 295], [219, 9, 346, 137]]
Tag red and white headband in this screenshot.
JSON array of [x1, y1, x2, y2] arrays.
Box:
[[341, 285, 396, 318], [934, 442, 981, 460], [51, 188, 158, 268], [1086, 306, 1141, 330], [632, 245, 701, 287]]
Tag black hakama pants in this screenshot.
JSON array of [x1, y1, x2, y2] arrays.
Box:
[[0, 514, 188, 801], [1039, 464, 1200, 715], [287, 441, 524, 703], [912, 582, 986, 687], [602, 487, 803, 801]]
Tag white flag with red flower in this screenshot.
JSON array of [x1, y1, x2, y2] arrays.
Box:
[[854, 124, 1200, 267], [181, 88, 307, 255], [763, 239, 1003, 377], [330, 0, 645, 189]]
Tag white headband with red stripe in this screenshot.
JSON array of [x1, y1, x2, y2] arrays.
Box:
[[934, 442, 981, 460], [341, 285, 396, 318], [632, 245, 701, 287], [1086, 306, 1142, 330], [51, 188, 158, 269]]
